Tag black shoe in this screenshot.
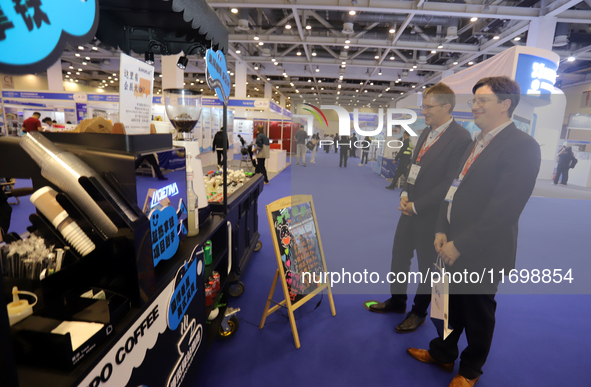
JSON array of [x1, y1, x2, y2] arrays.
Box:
[[368, 299, 406, 314], [385, 185, 396, 190], [395, 312, 426, 333]]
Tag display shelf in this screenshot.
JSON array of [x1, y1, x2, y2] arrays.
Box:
[[203, 246, 228, 280]]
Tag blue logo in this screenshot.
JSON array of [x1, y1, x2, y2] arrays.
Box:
[[0, 0, 98, 74], [150, 183, 180, 208], [206, 49, 231, 105], [167, 249, 203, 330], [149, 206, 180, 266]]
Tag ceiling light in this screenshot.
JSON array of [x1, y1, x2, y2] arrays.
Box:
[[312, 51, 317, 56], [254, 65, 259, 70], [236, 50, 241, 54], [431, 50, 437, 54], [85, 56, 90, 61], [92, 46, 98, 50], [453, 61, 458, 65], [389, 28, 396, 34], [75, 53, 80, 57], [321, 87, 324, 90], [110, 80, 114, 83], [76, 72, 80, 75], [69, 65, 73, 69], [341, 64, 346, 68], [145, 51, 155, 64], [308, 79, 312, 82], [247, 94, 250, 97], [285, 24, 292, 30], [568, 56, 575, 62], [306, 24, 312, 30], [114, 78, 118, 81], [375, 55, 380, 59], [65, 74, 69, 78], [349, 10, 356, 15], [82, 62, 87, 65], [337, 91, 340, 95], [75, 79, 79, 82], [409, 68, 414, 72], [413, 65, 417, 68], [514, 37, 521, 41], [108, 76, 112, 79], [412, 85, 416, 88], [470, 17, 478, 22], [400, 92, 404, 95], [315, 67, 320, 72], [267, 78, 271, 80], [318, 80, 322, 83], [385, 87, 390, 91], [493, 36, 500, 40], [345, 39, 351, 44], [200, 80, 204, 83], [230, 72, 234, 76], [78, 46, 84, 50], [378, 69, 382, 75], [364, 90, 367, 93], [422, 85, 426, 89], [66, 71, 71, 74], [311, 87, 315, 90], [274, 62, 278, 65], [468, 61, 474, 65], [344, 45, 349, 49], [297, 51, 302, 56], [259, 42, 264, 45], [271, 58, 276, 62], [370, 82, 374, 85], [356, 89, 359, 92], [191, 82, 194, 85], [254, 35, 259, 41], [390, 56, 395, 60], [360, 81, 363, 85], [257, 77, 260, 80]]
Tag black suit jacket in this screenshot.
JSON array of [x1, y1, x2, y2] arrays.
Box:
[[436, 123, 541, 273], [403, 120, 472, 221]]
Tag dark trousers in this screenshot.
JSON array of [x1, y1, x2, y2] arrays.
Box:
[[387, 158, 410, 188], [554, 163, 569, 185], [339, 148, 349, 167], [0, 188, 12, 235], [255, 158, 269, 183], [324, 144, 330, 153], [216, 150, 225, 167], [429, 291, 498, 380], [350, 147, 356, 158], [361, 151, 369, 165], [390, 217, 437, 317]]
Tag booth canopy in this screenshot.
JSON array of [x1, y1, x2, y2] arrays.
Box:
[[97, 0, 229, 56]]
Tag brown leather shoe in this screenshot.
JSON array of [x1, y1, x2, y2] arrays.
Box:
[[448, 374, 480, 387], [406, 348, 454, 373]]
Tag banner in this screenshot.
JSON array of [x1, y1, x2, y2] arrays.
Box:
[[119, 53, 154, 134]]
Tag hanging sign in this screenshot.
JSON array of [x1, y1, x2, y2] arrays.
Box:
[[0, 0, 98, 75], [205, 49, 231, 106], [119, 53, 154, 134]]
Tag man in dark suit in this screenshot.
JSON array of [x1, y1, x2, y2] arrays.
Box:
[[385, 131, 413, 190], [407, 77, 541, 387], [369, 83, 472, 335]]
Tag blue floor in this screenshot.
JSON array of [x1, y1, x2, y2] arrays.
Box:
[[7, 150, 591, 386]]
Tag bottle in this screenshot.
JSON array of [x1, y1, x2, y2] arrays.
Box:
[[186, 153, 199, 236]]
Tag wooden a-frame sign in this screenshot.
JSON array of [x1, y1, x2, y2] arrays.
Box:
[[260, 195, 336, 349]]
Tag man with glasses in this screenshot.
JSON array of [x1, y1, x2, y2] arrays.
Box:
[[407, 77, 541, 387], [369, 83, 472, 334]]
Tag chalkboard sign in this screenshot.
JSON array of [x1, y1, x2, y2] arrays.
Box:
[[261, 195, 335, 349], [271, 201, 324, 300]]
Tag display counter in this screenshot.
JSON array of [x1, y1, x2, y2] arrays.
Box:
[[267, 150, 287, 173]]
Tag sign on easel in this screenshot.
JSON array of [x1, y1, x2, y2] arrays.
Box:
[[260, 195, 336, 349]]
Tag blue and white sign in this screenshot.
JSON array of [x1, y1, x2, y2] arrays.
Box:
[[153, 96, 162, 104], [167, 252, 201, 330], [270, 101, 282, 114], [206, 49, 231, 105], [203, 98, 222, 107], [515, 53, 558, 97], [75, 102, 87, 123], [149, 205, 180, 267], [0, 0, 98, 75], [87, 94, 119, 102], [283, 108, 292, 118], [150, 183, 180, 208], [2, 91, 74, 100]]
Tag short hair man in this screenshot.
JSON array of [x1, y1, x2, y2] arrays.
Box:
[[369, 83, 472, 335], [407, 76, 541, 387], [22, 112, 42, 132]]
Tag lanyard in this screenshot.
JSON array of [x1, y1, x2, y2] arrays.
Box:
[[416, 128, 445, 163], [460, 133, 499, 179]]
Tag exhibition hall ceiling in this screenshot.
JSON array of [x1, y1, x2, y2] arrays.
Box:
[[57, 0, 591, 108]]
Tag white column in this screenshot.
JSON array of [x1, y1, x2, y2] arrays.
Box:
[[264, 83, 272, 99], [234, 59, 247, 98], [161, 54, 184, 89], [47, 60, 63, 91], [527, 17, 557, 51], [280, 95, 286, 107]]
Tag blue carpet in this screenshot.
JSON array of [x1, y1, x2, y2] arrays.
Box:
[[7, 151, 591, 386]]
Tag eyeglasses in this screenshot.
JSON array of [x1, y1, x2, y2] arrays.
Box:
[[468, 97, 499, 108], [421, 104, 442, 110]]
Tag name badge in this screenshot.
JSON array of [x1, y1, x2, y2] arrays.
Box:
[[406, 164, 421, 185], [445, 179, 461, 203]]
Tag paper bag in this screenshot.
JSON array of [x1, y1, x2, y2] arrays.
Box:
[[431, 255, 453, 340]]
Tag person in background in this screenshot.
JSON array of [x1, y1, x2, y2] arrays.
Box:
[[350, 133, 358, 158], [22, 112, 42, 132], [407, 76, 541, 387], [294, 125, 308, 167], [255, 125, 270, 184], [386, 131, 413, 190], [553, 145, 576, 186], [334, 134, 339, 153], [359, 136, 372, 166], [42, 117, 53, 131], [324, 134, 331, 153], [339, 135, 350, 168], [237, 134, 246, 147], [310, 133, 319, 164], [213, 128, 230, 168]]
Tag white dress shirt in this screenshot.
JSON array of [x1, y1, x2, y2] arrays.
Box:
[[401, 117, 453, 215]]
